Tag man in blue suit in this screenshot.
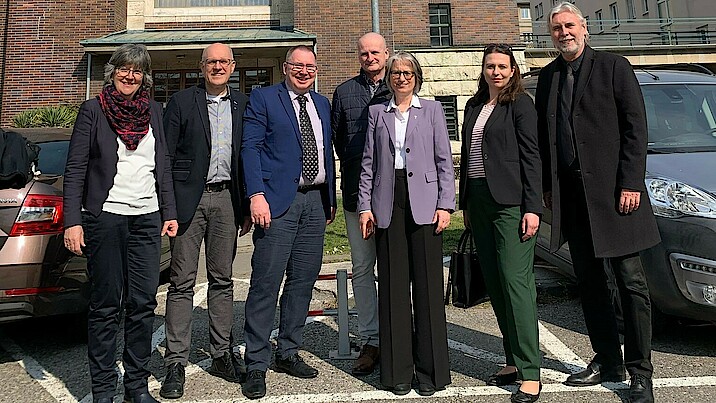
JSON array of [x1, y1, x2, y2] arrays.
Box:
[[240, 45, 336, 400]]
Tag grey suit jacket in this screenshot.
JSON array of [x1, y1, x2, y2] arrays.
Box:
[[357, 98, 456, 228]]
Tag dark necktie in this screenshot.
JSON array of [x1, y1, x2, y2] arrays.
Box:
[[297, 94, 319, 183], [558, 63, 576, 168]]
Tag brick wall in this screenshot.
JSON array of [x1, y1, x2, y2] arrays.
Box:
[[295, 0, 520, 97], [0, 0, 122, 126]]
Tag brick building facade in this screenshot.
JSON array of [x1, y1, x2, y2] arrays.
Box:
[[0, 1, 522, 130]]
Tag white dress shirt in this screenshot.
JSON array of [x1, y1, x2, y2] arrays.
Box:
[[386, 95, 422, 169]]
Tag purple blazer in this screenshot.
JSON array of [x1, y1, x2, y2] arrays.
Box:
[[357, 98, 456, 228]]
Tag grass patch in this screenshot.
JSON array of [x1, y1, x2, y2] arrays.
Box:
[[324, 196, 466, 257]]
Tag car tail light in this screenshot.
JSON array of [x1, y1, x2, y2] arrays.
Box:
[[9, 194, 64, 236], [2, 287, 64, 296]]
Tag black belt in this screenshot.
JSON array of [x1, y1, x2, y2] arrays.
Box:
[[204, 181, 230, 192], [298, 183, 325, 193]]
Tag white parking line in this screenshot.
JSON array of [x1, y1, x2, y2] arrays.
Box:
[[0, 335, 79, 403]]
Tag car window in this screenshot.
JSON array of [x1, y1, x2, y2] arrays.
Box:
[[642, 84, 716, 152], [37, 141, 69, 175]]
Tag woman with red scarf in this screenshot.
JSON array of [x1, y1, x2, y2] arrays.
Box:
[[63, 44, 178, 403]]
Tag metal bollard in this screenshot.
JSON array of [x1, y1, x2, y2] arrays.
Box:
[[329, 269, 359, 359]]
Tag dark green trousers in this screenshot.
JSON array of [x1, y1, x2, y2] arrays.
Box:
[[465, 178, 541, 381]]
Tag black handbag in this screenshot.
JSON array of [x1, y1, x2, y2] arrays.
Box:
[[444, 229, 489, 308]]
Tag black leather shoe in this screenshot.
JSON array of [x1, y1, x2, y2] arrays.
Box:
[[208, 351, 242, 383], [629, 374, 654, 403], [391, 383, 411, 396], [160, 362, 185, 399], [511, 383, 542, 403], [564, 361, 626, 386], [123, 391, 159, 403], [94, 398, 113, 403], [417, 384, 438, 396], [274, 353, 319, 378], [487, 370, 519, 386], [242, 370, 267, 400]]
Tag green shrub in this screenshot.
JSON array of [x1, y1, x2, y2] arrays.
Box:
[[11, 104, 78, 128]]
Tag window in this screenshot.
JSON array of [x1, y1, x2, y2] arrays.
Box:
[[518, 3, 531, 20], [429, 4, 453, 47], [626, 0, 636, 20], [609, 3, 619, 26], [155, 0, 269, 6], [535, 3, 543, 20], [152, 68, 272, 105], [642, 0, 649, 14], [435, 96, 458, 140], [595, 9, 604, 33]]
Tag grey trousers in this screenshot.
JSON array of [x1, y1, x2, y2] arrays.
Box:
[[343, 209, 379, 347], [164, 189, 238, 365]]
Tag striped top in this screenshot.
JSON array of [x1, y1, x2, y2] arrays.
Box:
[[466, 104, 496, 178]]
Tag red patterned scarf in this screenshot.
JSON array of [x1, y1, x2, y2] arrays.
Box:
[[98, 85, 151, 150]]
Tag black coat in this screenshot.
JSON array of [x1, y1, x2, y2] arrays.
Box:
[[331, 72, 391, 211], [459, 93, 542, 215], [163, 84, 249, 229], [535, 46, 660, 257], [63, 98, 177, 228]]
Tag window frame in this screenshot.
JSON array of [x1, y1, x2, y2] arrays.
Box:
[[435, 95, 459, 141], [428, 3, 453, 47]]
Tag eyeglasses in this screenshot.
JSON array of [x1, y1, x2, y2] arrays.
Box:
[[390, 70, 415, 79], [285, 61, 318, 73], [484, 43, 513, 52], [202, 59, 235, 67], [116, 67, 144, 78]]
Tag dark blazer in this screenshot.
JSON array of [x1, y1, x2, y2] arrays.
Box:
[[241, 82, 336, 218], [163, 84, 249, 228], [458, 93, 542, 215], [357, 99, 456, 228], [64, 98, 177, 228], [535, 46, 660, 257]]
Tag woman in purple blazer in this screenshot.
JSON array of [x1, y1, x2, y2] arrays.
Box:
[[458, 44, 542, 403], [357, 51, 456, 396]]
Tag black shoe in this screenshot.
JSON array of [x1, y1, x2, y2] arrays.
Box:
[[511, 382, 542, 403], [94, 398, 113, 403], [417, 384, 437, 396], [242, 370, 267, 400], [274, 353, 319, 378], [629, 374, 654, 403], [564, 361, 626, 386], [391, 383, 411, 396], [159, 362, 185, 399], [487, 370, 519, 386], [123, 391, 159, 403], [208, 351, 243, 383]]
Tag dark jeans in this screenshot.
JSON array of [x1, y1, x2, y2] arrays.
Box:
[[165, 189, 238, 365], [243, 188, 326, 372], [375, 170, 451, 389], [82, 210, 161, 399], [561, 173, 653, 377]]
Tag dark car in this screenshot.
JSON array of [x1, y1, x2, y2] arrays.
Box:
[[0, 128, 171, 323], [524, 67, 716, 324]]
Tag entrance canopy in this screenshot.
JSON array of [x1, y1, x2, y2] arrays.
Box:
[[80, 27, 316, 53]]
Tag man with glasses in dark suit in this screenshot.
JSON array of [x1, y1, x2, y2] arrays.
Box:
[[160, 42, 251, 400]]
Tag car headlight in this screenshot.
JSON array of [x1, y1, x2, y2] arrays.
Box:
[[646, 177, 716, 218]]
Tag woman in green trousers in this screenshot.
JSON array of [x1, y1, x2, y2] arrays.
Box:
[[458, 44, 543, 403]]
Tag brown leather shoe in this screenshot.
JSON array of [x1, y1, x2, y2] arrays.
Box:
[[352, 344, 379, 376]]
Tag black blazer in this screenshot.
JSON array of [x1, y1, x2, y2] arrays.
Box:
[[536, 46, 660, 257], [459, 93, 542, 215], [163, 84, 249, 228], [63, 98, 177, 228]]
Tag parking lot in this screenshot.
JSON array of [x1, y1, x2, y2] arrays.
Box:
[[0, 238, 714, 403]]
